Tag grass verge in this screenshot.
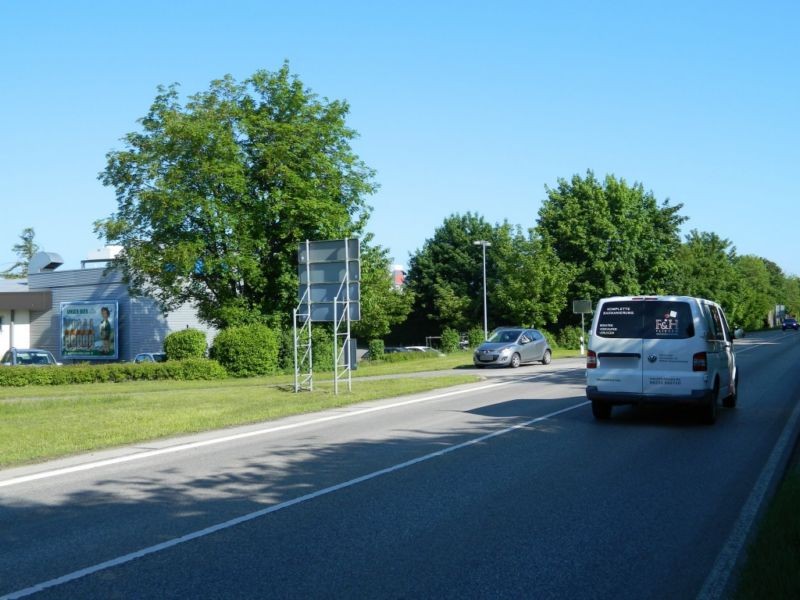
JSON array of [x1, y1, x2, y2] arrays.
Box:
[[0, 374, 478, 468], [734, 466, 800, 599], [355, 348, 581, 376]]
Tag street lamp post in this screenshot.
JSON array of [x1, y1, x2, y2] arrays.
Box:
[[473, 240, 491, 340]]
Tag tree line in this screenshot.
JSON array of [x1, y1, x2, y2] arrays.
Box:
[[399, 174, 800, 343], [6, 65, 798, 346]]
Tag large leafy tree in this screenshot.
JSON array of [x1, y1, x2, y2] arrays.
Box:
[[1, 227, 39, 279], [491, 224, 574, 328], [96, 64, 376, 327], [535, 171, 686, 321], [351, 237, 414, 340], [672, 230, 739, 310], [730, 255, 774, 329]]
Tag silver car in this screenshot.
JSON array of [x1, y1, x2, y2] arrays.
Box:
[[473, 327, 552, 368], [1, 348, 61, 366]]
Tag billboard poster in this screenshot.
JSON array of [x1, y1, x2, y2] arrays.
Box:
[[60, 301, 119, 359]]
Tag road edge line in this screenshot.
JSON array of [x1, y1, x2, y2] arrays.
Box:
[[696, 393, 800, 600]]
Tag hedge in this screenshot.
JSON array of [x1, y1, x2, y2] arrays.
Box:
[[0, 358, 228, 387]]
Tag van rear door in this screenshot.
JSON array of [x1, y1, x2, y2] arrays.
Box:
[[592, 300, 645, 395], [640, 300, 696, 397]]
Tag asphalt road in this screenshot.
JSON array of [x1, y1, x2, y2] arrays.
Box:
[[2, 330, 800, 599]]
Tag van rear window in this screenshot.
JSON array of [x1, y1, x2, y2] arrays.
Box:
[[596, 301, 694, 339]]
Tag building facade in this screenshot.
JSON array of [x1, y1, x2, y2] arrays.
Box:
[[0, 252, 215, 362]]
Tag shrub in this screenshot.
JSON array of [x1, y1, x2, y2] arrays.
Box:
[[210, 324, 281, 377], [0, 359, 227, 387], [467, 326, 485, 348], [311, 325, 334, 372], [542, 330, 559, 350], [164, 329, 208, 360], [555, 326, 584, 350], [367, 339, 385, 360], [441, 327, 461, 353]]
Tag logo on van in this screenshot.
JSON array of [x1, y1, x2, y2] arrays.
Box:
[[648, 354, 658, 363]]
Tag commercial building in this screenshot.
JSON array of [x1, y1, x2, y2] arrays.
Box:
[[0, 251, 215, 362]]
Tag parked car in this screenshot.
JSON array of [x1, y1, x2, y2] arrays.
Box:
[[1, 348, 61, 366], [586, 295, 737, 424], [134, 352, 167, 363], [473, 327, 552, 368], [782, 317, 799, 331], [361, 346, 410, 360], [405, 346, 446, 356]]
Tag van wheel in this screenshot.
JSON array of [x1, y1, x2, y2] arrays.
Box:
[[723, 372, 738, 408], [592, 401, 612, 420], [701, 381, 719, 425], [509, 353, 521, 368], [541, 350, 552, 365]]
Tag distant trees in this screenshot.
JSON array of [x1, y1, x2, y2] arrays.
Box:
[[399, 171, 795, 342], [351, 238, 414, 340], [536, 171, 686, 319], [402, 214, 573, 336], [1, 227, 39, 279], [403, 213, 495, 335], [490, 224, 573, 328]]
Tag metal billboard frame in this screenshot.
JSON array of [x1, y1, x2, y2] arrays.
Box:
[[294, 238, 360, 393]]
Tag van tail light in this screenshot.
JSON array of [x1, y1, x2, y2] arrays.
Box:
[[587, 350, 597, 369], [692, 352, 707, 372]]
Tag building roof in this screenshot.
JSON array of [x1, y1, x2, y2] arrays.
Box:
[[0, 278, 52, 311], [0, 278, 29, 292]]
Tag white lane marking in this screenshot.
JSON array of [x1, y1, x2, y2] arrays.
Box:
[[734, 332, 796, 354], [0, 400, 590, 600], [696, 394, 800, 600], [0, 376, 548, 489]]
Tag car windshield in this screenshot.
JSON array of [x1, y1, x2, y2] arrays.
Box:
[[488, 329, 522, 343], [17, 351, 54, 365]]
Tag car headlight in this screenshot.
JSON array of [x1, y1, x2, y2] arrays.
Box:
[[499, 347, 511, 356]]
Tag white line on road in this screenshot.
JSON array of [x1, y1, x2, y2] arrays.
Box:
[[0, 376, 547, 489], [0, 400, 590, 600]]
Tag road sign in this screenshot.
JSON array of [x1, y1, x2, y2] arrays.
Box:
[[573, 299, 593, 314], [297, 239, 360, 322]]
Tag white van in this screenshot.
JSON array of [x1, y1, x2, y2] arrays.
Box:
[[585, 296, 738, 424]]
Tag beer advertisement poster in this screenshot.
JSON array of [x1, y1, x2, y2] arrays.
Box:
[[60, 301, 119, 359]]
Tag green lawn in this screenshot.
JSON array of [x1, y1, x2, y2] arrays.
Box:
[[0, 374, 478, 468], [734, 466, 800, 599], [0, 348, 582, 469]]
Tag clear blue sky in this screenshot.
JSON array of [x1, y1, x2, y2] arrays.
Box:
[[1, 1, 798, 277]]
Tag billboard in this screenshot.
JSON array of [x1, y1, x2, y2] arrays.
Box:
[[60, 301, 119, 359]]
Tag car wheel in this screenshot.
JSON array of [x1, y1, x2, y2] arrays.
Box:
[[592, 401, 612, 420], [701, 381, 719, 424], [723, 372, 738, 408], [541, 349, 552, 365], [509, 353, 521, 368]]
